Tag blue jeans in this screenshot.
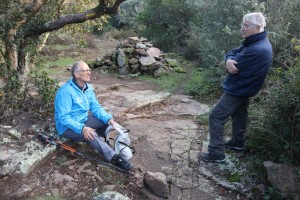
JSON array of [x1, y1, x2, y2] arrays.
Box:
[[208, 93, 249, 156], [62, 115, 116, 161]]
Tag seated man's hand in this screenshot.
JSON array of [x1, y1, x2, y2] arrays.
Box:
[[226, 59, 239, 74], [108, 119, 118, 129], [82, 126, 96, 141]]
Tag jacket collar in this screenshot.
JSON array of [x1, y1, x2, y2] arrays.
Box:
[[72, 78, 88, 93], [242, 31, 267, 47]]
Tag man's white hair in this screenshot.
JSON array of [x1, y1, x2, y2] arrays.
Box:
[[243, 12, 266, 32], [71, 60, 85, 77]]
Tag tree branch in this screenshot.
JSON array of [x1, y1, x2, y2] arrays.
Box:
[[25, 0, 126, 38]]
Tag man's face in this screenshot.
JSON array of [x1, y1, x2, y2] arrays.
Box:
[[75, 62, 91, 84], [240, 20, 260, 38]]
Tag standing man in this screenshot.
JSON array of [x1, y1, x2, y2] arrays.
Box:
[[54, 60, 133, 171], [200, 12, 272, 163]]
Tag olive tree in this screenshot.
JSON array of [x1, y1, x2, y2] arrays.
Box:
[[0, 0, 126, 80]]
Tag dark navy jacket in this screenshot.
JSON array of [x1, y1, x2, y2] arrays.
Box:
[[223, 31, 272, 97]]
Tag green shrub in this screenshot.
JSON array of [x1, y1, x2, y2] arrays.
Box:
[[265, 0, 300, 67], [185, 66, 225, 101], [31, 70, 59, 110], [136, 0, 195, 52], [247, 64, 300, 164], [0, 69, 24, 111]]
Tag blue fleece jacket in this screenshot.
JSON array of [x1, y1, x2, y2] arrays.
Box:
[[54, 79, 112, 135], [223, 31, 272, 97]]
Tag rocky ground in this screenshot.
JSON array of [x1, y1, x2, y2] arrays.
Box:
[[0, 34, 263, 200]]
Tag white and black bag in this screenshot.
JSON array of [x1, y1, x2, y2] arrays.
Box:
[[104, 123, 133, 161]]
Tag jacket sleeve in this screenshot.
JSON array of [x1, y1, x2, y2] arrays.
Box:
[[224, 45, 244, 62], [55, 88, 85, 134], [232, 47, 263, 74], [88, 89, 113, 124]]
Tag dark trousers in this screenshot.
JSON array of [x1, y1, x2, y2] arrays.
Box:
[[62, 115, 116, 161], [208, 93, 249, 156]]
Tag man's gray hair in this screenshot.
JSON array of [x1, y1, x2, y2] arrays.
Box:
[[71, 61, 83, 77], [243, 12, 266, 32]]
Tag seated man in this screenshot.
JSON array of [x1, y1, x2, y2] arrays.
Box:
[[54, 60, 132, 171]]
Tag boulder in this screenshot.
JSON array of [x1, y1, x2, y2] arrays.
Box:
[[143, 171, 169, 198], [93, 191, 130, 200], [139, 56, 156, 67], [264, 161, 300, 198], [146, 47, 161, 59]]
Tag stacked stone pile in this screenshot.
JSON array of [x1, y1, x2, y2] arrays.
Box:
[[93, 37, 174, 77]]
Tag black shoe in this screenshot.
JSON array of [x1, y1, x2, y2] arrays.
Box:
[[200, 152, 226, 163], [111, 154, 133, 171], [225, 139, 244, 151]]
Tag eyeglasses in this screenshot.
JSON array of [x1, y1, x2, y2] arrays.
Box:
[[76, 69, 91, 73], [241, 23, 257, 29]]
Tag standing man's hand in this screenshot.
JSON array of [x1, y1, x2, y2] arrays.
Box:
[[82, 126, 96, 141], [226, 59, 239, 74]]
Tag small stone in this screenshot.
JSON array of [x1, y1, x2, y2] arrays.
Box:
[[45, 193, 51, 196]]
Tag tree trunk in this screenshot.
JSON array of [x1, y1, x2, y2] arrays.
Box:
[[5, 29, 18, 70]]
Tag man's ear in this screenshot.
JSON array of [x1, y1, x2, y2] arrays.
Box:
[[74, 72, 80, 78], [255, 25, 261, 33]]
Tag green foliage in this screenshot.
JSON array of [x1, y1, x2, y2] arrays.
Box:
[[166, 59, 178, 68], [265, 0, 300, 68], [140, 73, 180, 93], [247, 63, 300, 164], [185, 66, 225, 101], [45, 57, 75, 69], [227, 171, 241, 183], [182, 69, 202, 96], [140, 54, 198, 94], [136, 0, 195, 51], [31, 70, 59, 109], [174, 67, 186, 73], [0, 68, 58, 121], [195, 113, 209, 126], [0, 69, 24, 108]]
